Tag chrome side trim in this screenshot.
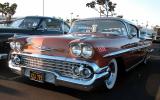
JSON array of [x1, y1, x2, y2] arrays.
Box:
[[103, 44, 150, 57], [125, 59, 144, 72], [9, 53, 109, 86]]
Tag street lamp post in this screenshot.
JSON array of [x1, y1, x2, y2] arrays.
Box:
[[146, 21, 148, 28], [43, 0, 44, 16], [70, 12, 73, 25], [105, 0, 109, 17]]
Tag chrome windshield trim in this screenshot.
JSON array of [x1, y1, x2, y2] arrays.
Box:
[[103, 44, 151, 57]]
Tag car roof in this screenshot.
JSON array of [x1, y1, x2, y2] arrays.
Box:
[[76, 17, 136, 26], [24, 16, 53, 19], [17, 16, 64, 22]]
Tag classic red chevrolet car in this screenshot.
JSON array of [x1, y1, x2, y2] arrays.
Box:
[[8, 17, 152, 91]]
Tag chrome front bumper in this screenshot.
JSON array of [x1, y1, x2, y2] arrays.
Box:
[[9, 53, 109, 91], [0, 54, 8, 60]]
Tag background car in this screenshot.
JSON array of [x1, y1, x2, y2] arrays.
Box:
[[0, 16, 70, 61], [139, 28, 156, 41], [153, 27, 160, 42], [9, 17, 152, 91], [0, 20, 13, 28]]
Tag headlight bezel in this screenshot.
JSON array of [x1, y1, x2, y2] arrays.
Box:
[[15, 42, 22, 51], [81, 44, 94, 59], [70, 44, 82, 57], [70, 43, 94, 59], [10, 41, 22, 51], [10, 42, 16, 49]]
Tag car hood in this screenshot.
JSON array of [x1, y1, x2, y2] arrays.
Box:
[[23, 33, 127, 58]]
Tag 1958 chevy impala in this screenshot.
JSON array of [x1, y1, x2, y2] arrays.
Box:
[[8, 17, 152, 91]]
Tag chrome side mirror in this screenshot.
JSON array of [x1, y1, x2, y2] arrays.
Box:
[[128, 32, 137, 39], [131, 32, 137, 37]]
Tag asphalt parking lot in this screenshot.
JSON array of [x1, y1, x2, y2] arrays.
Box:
[[0, 43, 159, 100]]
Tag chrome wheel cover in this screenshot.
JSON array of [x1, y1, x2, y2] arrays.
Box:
[[105, 59, 118, 89]]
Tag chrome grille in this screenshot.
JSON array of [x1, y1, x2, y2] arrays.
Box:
[[21, 55, 91, 78]]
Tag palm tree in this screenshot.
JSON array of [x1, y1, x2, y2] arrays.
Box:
[[86, 0, 116, 17], [9, 3, 17, 15], [0, 3, 5, 17], [3, 2, 9, 16], [108, 1, 116, 16], [0, 2, 17, 21]]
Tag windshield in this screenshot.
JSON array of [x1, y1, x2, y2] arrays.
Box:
[[10, 17, 40, 29], [69, 19, 127, 35]]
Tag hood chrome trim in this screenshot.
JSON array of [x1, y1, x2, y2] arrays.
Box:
[[32, 45, 64, 52]]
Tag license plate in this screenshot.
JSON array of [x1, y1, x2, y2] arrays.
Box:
[[30, 70, 44, 82]]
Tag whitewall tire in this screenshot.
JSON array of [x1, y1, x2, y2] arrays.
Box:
[[105, 59, 118, 90]]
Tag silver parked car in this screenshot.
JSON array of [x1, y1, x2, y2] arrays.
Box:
[[140, 28, 156, 41]]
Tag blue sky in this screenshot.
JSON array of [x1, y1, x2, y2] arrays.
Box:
[[112, 0, 160, 27], [1, 0, 160, 27]]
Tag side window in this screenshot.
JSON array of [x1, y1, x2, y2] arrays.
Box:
[[19, 18, 40, 28], [61, 23, 70, 33], [129, 24, 138, 34], [10, 19, 24, 28], [40, 18, 61, 31], [128, 24, 138, 37]]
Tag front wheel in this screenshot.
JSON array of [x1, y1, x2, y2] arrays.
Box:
[[105, 59, 118, 90]]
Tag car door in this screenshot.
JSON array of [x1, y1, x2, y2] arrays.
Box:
[[123, 24, 146, 70]]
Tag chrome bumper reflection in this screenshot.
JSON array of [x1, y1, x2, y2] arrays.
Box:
[[9, 53, 109, 86]]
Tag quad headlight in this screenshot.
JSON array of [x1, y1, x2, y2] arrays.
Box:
[[70, 43, 94, 59], [82, 45, 93, 58], [12, 55, 21, 65], [70, 45, 81, 57], [72, 65, 92, 79], [15, 42, 22, 50], [10, 42, 16, 49], [10, 41, 22, 51]]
